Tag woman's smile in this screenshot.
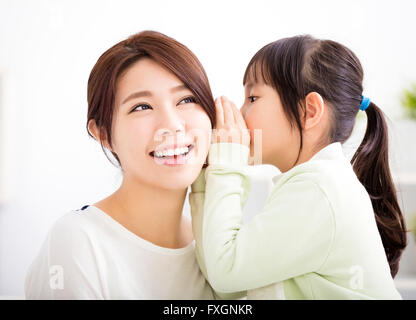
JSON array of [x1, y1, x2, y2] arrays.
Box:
[[149, 143, 195, 166]]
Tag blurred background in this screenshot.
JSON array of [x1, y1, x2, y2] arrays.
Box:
[[1, 0, 415, 299]]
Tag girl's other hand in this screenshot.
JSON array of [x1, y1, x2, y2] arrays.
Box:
[[212, 96, 250, 148]]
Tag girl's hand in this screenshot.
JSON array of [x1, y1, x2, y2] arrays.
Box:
[[212, 96, 250, 148]]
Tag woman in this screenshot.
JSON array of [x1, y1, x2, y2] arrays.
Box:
[[24, 30, 239, 299]]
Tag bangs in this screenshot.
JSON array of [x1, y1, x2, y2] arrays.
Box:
[[243, 48, 274, 87]]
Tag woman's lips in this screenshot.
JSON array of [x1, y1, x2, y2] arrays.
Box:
[[149, 144, 194, 166], [149, 143, 193, 156]]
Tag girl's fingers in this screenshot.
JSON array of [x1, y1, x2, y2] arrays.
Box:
[[213, 96, 250, 147], [221, 96, 235, 125], [230, 101, 247, 130], [230, 101, 251, 147], [215, 97, 224, 127]]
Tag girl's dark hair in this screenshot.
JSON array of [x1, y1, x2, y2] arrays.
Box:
[[87, 30, 216, 167], [243, 35, 407, 277]]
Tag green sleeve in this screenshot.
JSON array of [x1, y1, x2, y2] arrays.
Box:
[[203, 143, 335, 293], [189, 168, 247, 300]]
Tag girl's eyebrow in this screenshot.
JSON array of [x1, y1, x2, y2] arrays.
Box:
[[245, 82, 255, 90], [121, 84, 189, 105]]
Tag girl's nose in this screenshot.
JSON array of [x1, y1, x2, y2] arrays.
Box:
[[240, 104, 248, 118]]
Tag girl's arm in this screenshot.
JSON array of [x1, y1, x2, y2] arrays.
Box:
[[203, 142, 335, 293], [189, 168, 247, 300]]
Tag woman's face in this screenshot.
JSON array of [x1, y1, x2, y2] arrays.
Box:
[[110, 57, 212, 190], [241, 81, 301, 172]]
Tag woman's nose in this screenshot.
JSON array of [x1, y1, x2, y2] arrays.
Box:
[[155, 109, 186, 139]]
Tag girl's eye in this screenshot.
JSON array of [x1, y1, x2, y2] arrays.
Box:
[[132, 104, 152, 112], [248, 96, 258, 103], [178, 96, 197, 105]]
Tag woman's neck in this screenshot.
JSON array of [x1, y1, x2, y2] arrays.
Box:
[[94, 176, 193, 249]]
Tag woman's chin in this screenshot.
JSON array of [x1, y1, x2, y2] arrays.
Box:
[[145, 165, 204, 191], [153, 176, 197, 191]]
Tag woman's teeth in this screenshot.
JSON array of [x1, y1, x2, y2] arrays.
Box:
[[153, 146, 190, 158]]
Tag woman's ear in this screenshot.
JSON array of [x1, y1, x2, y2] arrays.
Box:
[[88, 119, 112, 151], [303, 92, 325, 130]]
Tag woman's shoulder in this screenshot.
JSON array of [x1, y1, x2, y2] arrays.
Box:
[[25, 205, 105, 299], [43, 205, 105, 252], [51, 205, 96, 232]]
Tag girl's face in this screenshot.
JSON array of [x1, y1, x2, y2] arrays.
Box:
[[110, 58, 212, 190], [241, 81, 301, 172]]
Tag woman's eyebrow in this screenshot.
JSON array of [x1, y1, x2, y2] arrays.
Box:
[[171, 84, 188, 93], [122, 90, 152, 105], [121, 84, 189, 105]]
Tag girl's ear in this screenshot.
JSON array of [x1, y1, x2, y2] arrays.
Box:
[[303, 92, 325, 130]]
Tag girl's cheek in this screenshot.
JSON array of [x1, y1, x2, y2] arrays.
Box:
[[245, 108, 262, 132], [242, 103, 253, 121]]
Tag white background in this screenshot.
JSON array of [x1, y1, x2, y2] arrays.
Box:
[[1, 0, 416, 297]]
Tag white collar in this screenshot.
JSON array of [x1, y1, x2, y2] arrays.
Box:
[[272, 142, 344, 185]]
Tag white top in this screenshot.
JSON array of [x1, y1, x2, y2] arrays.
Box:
[[24, 205, 214, 299]]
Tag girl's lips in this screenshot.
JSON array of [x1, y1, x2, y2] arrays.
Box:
[[149, 144, 195, 166]]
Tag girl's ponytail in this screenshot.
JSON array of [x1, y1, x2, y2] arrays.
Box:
[[351, 102, 408, 277]]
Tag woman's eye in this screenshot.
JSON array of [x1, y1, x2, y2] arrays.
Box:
[[248, 96, 258, 103], [132, 104, 152, 112], [178, 96, 197, 105]]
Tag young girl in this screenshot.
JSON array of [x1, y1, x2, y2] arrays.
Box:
[[190, 35, 408, 299]]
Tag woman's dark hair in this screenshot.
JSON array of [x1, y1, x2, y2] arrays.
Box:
[[87, 30, 216, 167], [243, 35, 407, 277]]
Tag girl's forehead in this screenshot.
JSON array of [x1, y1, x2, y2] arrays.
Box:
[[244, 79, 266, 90], [244, 58, 275, 89]]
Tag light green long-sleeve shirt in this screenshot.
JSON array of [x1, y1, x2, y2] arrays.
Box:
[[189, 142, 402, 300]]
